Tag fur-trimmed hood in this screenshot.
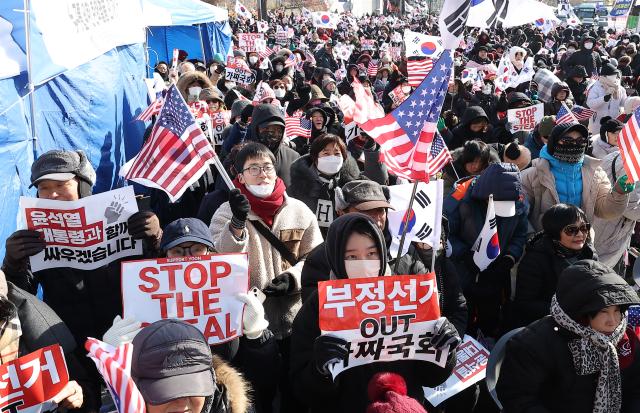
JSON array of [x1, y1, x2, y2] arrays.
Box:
[[210, 354, 251, 413], [176, 71, 214, 101]]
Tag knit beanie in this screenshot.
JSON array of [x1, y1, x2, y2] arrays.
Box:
[[366, 373, 427, 413], [599, 116, 623, 144]]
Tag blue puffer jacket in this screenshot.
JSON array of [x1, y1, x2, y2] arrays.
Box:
[[539, 145, 583, 207]]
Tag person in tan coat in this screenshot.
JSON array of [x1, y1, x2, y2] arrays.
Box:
[[521, 122, 633, 232]]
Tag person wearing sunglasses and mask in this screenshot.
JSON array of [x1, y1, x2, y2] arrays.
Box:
[[512, 204, 597, 328], [522, 122, 634, 232], [290, 214, 458, 413], [498, 260, 640, 413], [210, 142, 322, 413]]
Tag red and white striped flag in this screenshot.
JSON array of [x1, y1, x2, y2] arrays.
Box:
[[285, 110, 312, 138], [135, 98, 164, 122], [120, 84, 216, 202], [85, 338, 146, 413], [427, 131, 452, 176], [367, 60, 379, 77], [407, 58, 434, 88], [555, 102, 579, 125], [257, 46, 273, 60], [619, 106, 640, 182], [284, 53, 298, 69]]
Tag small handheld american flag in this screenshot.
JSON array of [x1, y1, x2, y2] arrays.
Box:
[[285, 110, 312, 138], [619, 106, 640, 182], [407, 58, 434, 88], [367, 60, 379, 77], [556, 102, 578, 125], [135, 98, 164, 122], [571, 105, 596, 122]]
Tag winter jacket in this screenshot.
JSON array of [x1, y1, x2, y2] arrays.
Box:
[[441, 146, 500, 195], [470, 91, 500, 125], [566, 77, 588, 106], [592, 152, 640, 268], [521, 149, 628, 231], [210, 194, 322, 339], [586, 80, 626, 134], [223, 122, 248, 154], [589, 134, 619, 159], [7, 281, 100, 412], [314, 48, 339, 72], [564, 48, 602, 79], [524, 129, 545, 160], [446, 106, 495, 150], [513, 233, 596, 327], [209, 354, 252, 413], [539, 146, 583, 206], [498, 261, 640, 412]]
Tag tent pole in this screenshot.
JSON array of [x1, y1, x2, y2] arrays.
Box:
[[198, 24, 207, 64], [23, 0, 38, 157]]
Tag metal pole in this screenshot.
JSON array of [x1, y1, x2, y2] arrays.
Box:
[[23, 0, 38, 157], [197, 24, 207, 64], [393, 179, 420, 273]]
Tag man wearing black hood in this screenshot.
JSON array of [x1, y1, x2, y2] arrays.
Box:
[[246, 104, 300, 187], [492, 92, 534, 145], [291, 214, 458, 413], [445, 106, 494, 150], [564, 36, 602, 78]]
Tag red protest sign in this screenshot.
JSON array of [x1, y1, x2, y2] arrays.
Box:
[[318, 274, 444, 378], [25, 208, 103, 247], [0, 344, 69, 412], [121, 254, 249, 345]]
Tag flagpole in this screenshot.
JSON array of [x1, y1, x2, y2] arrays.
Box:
[[394, 178, 420, 273], [430, 178, 442, 273], [23, 0, 38, 158], [211, 154, 236, 190]]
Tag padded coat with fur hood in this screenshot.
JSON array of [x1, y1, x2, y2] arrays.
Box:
[[207, 355, 251, 413], [176, 71, 215, 101]]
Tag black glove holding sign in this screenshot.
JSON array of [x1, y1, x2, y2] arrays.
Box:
[[429, 318, 461, 352], [263, 273, 296, 297], [4, 230, 45, 269], [314, 335, 349, 376]]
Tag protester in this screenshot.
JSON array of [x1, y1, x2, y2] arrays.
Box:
[[590, 116, 623, 159], [444, 106, 493, 150], [442, 140, 499, 194], [524, 115, 554, 160], [290, 214, 458, 412], [587, 63, 627, 134], [498, 260, 640, 412]]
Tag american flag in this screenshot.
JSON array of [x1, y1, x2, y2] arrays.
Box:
[[619, 106, 640, 182], [556, 102, 579, 124], [120, 85, 216, 202], [571, 105, 596, 122], [367, 60, 379, 77], [135, 98, 164, 122], [428, 132, 452, 175], [285, 110, 312, 138], [355, 51, 453, 181], [407, 58, 434, 88], [284, 53, 298, 68], [257, 46, 273, 60], [85, 338, 146, 413]]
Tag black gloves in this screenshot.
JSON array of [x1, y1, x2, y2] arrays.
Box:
[[604, 94, 612, 102], [228, 189, 250, 230], [263, 273, 295, 296], [314, 335, 349, 376], [487, 255, 515, 276], [128, 211, 161, 240], [429, 318, 461, 352], [463, 252, 480, 275], [4, 230, 45, 268]]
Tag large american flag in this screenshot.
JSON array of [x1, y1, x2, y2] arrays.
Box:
[[85, 338, 146, 413], [136, 98, 164, 122], [618, 106, 640, 182], [356, 51, 453, 181], [121, 85, 216, 202], [556, 102, 579, 124], [407, 58, 434, 88], [285, 110, 312, 138]]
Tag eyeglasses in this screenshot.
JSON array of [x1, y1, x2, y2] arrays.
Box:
[[167, 243, 210, 257], [562, 223, 590, 237], [242, 164, 276, 176]]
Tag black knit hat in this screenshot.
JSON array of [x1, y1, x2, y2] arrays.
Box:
[[599, 116, 624, 143], [547, 122, 589, 156]]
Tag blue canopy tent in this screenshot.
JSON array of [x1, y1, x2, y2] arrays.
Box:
[[143, 0, 232, 75]]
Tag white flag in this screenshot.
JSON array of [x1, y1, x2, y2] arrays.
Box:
[[403, 30, 444, 59], [256, 21, 269, 33], [235, 1, 252, 19], [438, 0, 473, 49], [387, 181, 444, 257], [0, 16, 26, 80], [472, 195, 500, 272], [311, 12, 338, 29]]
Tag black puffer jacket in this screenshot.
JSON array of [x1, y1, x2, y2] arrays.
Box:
[[497, 260, 640, 413], [513, 233, 597, 328], [445, 106, 494, 150], [564, 40, 602, 78], [292, 214, 456, 413]]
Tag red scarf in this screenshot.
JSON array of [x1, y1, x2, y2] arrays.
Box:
[[618, 327, 639, 370], [234, 177, 286, 228]]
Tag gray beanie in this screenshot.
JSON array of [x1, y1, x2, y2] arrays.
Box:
[[30, 150, 96, 196]]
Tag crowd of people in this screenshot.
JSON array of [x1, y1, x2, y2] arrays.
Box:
[[3, 5, 640, 413]]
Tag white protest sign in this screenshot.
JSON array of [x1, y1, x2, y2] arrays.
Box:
[[225, 68, 256, 85], [276, 29, 288, 46], [238, 33, 265, 52], [361, 39, 376, 51], [122, 254, 249, 345], [318, 274, 447, 380], [20, 187, 142, 272], [507, 103, 544, 132], [423, 335, 489, 406]]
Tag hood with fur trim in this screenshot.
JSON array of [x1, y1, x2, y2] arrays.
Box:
[[176, 71, 214, 101], [209, 355, 251, 413]]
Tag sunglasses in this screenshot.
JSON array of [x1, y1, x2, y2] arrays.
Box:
[[558, 135, 588, 145], [562, 223, 590, 237]]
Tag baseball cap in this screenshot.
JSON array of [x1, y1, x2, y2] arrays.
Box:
[[131, 319, 216, 405], [339, 180, 394, 211], [160, 218, 214, 251]]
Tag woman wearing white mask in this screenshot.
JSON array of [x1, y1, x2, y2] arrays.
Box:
[[290, 213, 458, 413], [176, 71, 214, 103], [289, 134, 376, 236], [587, 63, 627, 134]]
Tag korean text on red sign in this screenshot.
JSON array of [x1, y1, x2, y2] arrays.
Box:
[[20, 187, 142, 272], [318, 273, 446, 379], [0, 344, 69, 413], [121, 254, 249, 345]]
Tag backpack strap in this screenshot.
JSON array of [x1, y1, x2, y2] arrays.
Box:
[[249, 220, 299, 267]]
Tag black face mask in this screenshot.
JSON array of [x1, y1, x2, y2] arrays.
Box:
[[552, 138, 587, 163], [259, 131, 283, 151]]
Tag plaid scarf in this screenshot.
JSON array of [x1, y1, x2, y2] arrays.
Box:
[[0, 315, 21, 363], [550, 295, 625, 413]]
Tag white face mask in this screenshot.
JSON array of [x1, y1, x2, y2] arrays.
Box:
[[285, 83, 293, 91], [246, 182, 275, 198], [584, 42, 593, 50], [402, 86, 412, 94], [316, 155, 344, 175], [188, 86, 202, 98], [274, 88, 285, 98], [345, 259, 381, 279], [567, 48, 576, 53], [275, 64, 284, 72], [249, 56, 258, 65], [481, 85, 492, 94], [225, 82, 236, 90]]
